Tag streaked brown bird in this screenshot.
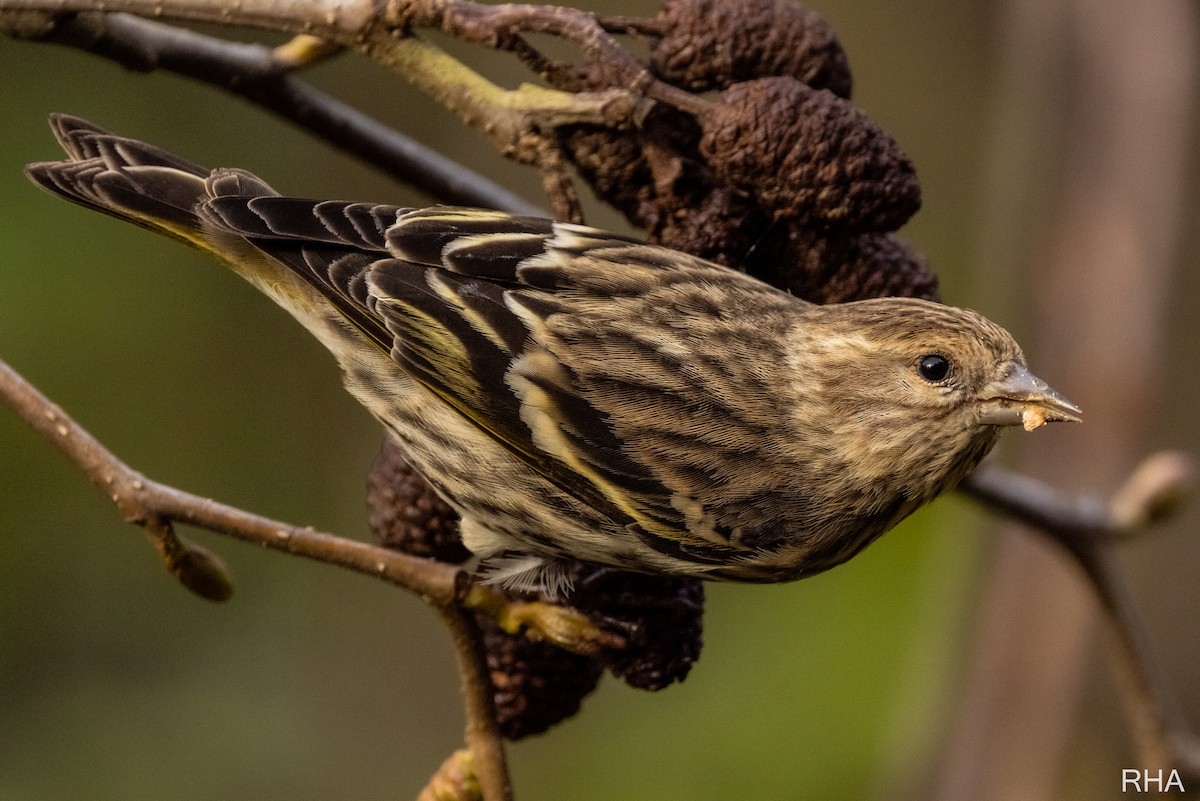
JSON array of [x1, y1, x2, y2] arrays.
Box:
[[26, 115, 1081, 594]]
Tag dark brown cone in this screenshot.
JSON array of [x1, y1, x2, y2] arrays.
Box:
[[817, 232, 941, 302], [472, 562, 707, 737], [561, 100, 774, 269], [558, 123, 656, 224], [646, 184, 772, 267], [477, 612, 604, 740], [367, 436, 470, 564], [557, 92, 706, 226], [651, 0, 852, 98], [700, 77, 921, 233], [559, 564, 705, 691], [744, 228, 941, 303]]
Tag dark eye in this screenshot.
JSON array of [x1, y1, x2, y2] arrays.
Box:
[[917, 354, 951, 382]]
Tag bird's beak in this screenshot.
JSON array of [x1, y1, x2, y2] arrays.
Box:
[[977, 363, 1082, 431]]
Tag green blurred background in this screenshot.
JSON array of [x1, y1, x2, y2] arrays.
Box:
[[1, 2, 1198, 800]]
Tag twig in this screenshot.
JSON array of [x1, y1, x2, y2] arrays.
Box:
[[1080, 542, 1200, 781], [0, 356, 465, 603], [963, 459, 1200, 780], [0, 0, 374, 39], [2, 0, 712, 218], [437, 605, 513, 801], [2, 11, 544, 215], [361, 33, 639, 163], [0, 2, 667, 143], [963, 455, 1195, 550], [595, 13, 665, 38], [399, 0, 703, 113]]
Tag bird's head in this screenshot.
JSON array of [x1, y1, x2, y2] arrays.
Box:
[[786, 297, 1080, 498]]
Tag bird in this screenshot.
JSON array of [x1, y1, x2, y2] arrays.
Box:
[[25, 114, 1081, 595]]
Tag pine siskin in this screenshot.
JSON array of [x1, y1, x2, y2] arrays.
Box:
[[26, 115, 1081, 594]]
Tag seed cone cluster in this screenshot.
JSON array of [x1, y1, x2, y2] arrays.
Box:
[[563, 0, 936, 302], [370, 0, 937, 740]]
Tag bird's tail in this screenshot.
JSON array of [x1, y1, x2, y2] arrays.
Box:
[[24, 114, 278, 257]]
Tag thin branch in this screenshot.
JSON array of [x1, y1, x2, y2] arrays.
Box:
[[594, 14, 666, 38], [400, 0, 703, 112], [1080, 542, 1200, 781], [2, 0, 714, 214], [0, 356, 465, 603], [3, 11, 544, 214], [361, 32, 640, 158], [962, 459, 1200, 779], [962, 455, 1196, 554], [1, 2, 666, 151], [0, 0, 375, 40], [437, 605, 513, 801]]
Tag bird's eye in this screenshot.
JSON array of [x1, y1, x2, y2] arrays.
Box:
[[917, 354, 951, 382]]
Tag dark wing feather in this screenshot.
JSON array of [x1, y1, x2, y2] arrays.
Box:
[[198, 196, 397, 353], [384, 207, 557, 273]]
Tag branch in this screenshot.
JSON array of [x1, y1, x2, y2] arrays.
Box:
[[436, 606, 512, 801], [2, 10, 544, 214], [0, 0, 373, 39], [963, 455, 1196, 551], [398, 0, 705, 113], [0, 356, 465, 602], [962, 458, 1200, 780]]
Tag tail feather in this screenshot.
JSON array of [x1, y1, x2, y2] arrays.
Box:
[[48, 113, 209, 174], [24, 114, 278, 248]]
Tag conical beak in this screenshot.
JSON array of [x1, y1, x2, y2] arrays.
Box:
[[977, 363, 1082, 431]]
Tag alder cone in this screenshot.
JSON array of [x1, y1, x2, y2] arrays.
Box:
[[700, 77, 921, 233], [558, 123, 656, 223], [475, 561, 708, 738], [745, 229, 941, 303], [646, 183, 771, 268], [367, 436, 470, 564], [650, 0, 852, 97], [479, 614, 604, 740], [816, 232, 940, 302], [562, 566, 705, 691]]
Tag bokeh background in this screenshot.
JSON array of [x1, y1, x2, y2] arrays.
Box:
[[1, 1, 1198, 799]]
